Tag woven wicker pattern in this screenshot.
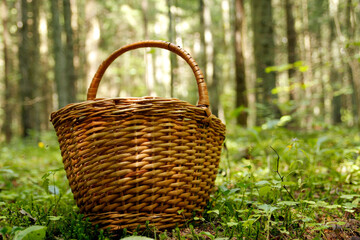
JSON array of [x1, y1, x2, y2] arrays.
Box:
[[51, 41, 226, 231]]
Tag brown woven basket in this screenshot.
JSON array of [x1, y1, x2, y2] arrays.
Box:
[[50, 40, 226, 231]]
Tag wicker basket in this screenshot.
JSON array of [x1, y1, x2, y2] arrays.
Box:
[[50, 40, 226, 231]]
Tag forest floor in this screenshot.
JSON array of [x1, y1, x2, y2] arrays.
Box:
[[0, 126, 360, 239], [168, 205, 360, 240]]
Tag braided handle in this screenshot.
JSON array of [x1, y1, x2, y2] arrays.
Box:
[[87, 40, 210, 107]]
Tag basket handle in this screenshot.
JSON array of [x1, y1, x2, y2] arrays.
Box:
[[87, 40, 210, 108]]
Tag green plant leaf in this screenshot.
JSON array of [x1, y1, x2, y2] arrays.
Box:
[[193, 216, 205, 221], [255, 180, 270, 186], [281, 181, 296, 186], [258, 204, 278, 213], [48, 185, 60, 195], [0, 168, 15, 175], [200, 231, 215, 240], [324, 204, 340, 209], [327, 221, 346, 226], [207, 209, 220, 215], [340, 194, 360, 199], [14, 226, 47, 240], [311, 224, 330, 231], [259, 186, 271, 196], [48, 216, 62, 221], [293, 61, 304, 67], [314, 201, 329, 208], [298, 65, 309, 72], [316, 136, 328, 153], [177, 209, 184, 214], [289, 160, 303, 170], [226, 222, 238, 227], [343, 202, 358, 209], [242, 216, 260, 227], [277, 201, 298, 206]]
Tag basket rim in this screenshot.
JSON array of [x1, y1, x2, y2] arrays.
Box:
[[52, 96, 199, 112], [50, 96, 223, 126]]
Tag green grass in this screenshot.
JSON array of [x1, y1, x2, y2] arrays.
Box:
[[0, 127, 359, 239]]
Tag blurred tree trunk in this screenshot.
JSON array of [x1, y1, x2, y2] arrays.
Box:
[[345, 0, 360, 126], [328, 20, 341, 124], [301, 0, 315, 129], [19, 0, 37, 137], [251, 0, 278, 123], [285, 0, 297, 101], [39, 5, 53, 131], [211, 45, 220, 117], [141, 0, 149, 39], [29, 0, 41, 135], [167, 0, 177, 98], [199, 0, 216, 114], [199, 0, 207, 81], [63, 0, 77, 103], [75, 0, 87, 97], [50, 0, 67, 108], [313, 0, 327, 121], [330, 0, 360, 126], [1, 0, 12, 142], [18, 0, 41, 138], [209, 0, 222, 117], [233, 0, 247, 126], [84, 1, 100, 98], [219, 0, 231, 121], [19, 0, 30, 137], [141, 0, 155, 96]]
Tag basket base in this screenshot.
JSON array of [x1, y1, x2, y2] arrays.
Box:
[[87, 212, 189, 232]]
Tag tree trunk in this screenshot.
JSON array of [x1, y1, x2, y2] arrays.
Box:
[[251, 0, 278, 123], [50, 0, 67, 108], [38, 5, 53, 131], [199, 0, 207, 81], [301, 0, 315, 129], [75, 0, 87, 96], [141, 0, 155, 96], [19, 0, 33, 137], [234, 0, 248, 126], [211, 46, 220, 117], [328, 19, 341, 124], [1, 0, 12, 142], [167, 0, 178, 98], [29, 0, 41, 136], [285, 0, 297, 101], [199, 0, 215, 113], [208, 3, 224, 117], [345, 0, 359, 126], [84, 0, 100, 98], [17, 0, 41, 138], [311, 0, 326, 121], [63, 0, 77, 103], [330, 0, 360, 127]]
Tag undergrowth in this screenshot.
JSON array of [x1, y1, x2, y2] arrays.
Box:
[[0, 127, 359, 239]]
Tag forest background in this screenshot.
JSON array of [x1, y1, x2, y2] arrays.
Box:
[[1, 0, 360, 141]]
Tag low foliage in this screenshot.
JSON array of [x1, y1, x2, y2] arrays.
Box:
[[0, 127, 359, 239]]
